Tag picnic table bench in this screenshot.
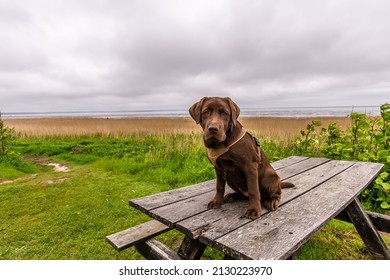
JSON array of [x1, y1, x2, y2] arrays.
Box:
[[106, 156, 390, 260]]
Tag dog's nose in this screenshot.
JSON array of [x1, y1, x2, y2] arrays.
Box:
[[208, 125, 219, 134]]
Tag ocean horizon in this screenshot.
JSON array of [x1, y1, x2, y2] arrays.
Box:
[[1, 105, 381, 119]]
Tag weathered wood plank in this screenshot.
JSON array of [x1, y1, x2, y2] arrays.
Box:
[[129, 180, 215, 213], [106, 220, 170, 251], [176, 159, 354, 245], [147, 157, 334, 228], [148, 191, 214, 227], [129, 156, 310, 214], [343, 199, 390, 259], [336, 211, 390, 234], [366, 211, 390, 233], [287, 248, 301, 260], [213, 161, 383, 259], [270, 156, 308, 170], [147, 186, 241, 227], [135, 239, 183, 260], [276, 157, 330, 180]]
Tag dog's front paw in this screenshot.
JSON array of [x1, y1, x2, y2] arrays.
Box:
[[243, 207, 261, 220], [207, 199, 222, 209]]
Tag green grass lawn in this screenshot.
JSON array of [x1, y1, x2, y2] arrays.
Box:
[[1, 134, 389, 259]]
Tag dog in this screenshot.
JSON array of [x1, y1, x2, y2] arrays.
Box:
[[189, 97, 294, 219]]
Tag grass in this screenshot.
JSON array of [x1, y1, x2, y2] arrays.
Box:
[[1, 133, 222, 260], [1, 117, 389, 260], [0, 164, 150, 259], [300, 220, 373, 259], [0, 163, 26, 180]]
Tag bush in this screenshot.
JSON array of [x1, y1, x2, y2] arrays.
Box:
[[0, 151, 37, 174], [295, 103, 390, 212], [0, 113, 37, 176], [0, 112, 16, 156]]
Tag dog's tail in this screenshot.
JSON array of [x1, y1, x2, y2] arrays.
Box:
[[281, 182, 295, 189]]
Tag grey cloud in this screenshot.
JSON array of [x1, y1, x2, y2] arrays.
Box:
[[0, 0, 389, 113]]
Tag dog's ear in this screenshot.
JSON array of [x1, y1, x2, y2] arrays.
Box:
[[224, 97, 240, 126], [189, 97, 208, 124]]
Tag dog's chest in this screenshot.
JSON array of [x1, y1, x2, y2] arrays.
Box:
[[216, 158, 247, 188]]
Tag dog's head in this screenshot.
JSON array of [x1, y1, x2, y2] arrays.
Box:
[[189, 97, 240, 148]]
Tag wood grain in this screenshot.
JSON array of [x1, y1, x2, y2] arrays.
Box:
[[176, 159, 354, 245], [106, 220, 170, 251], [213, 161, 383, 259]]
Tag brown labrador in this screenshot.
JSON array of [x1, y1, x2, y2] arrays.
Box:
[[189, 97, 294, 219]]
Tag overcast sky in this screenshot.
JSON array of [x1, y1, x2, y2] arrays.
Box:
[[1, 0, 389, 113]]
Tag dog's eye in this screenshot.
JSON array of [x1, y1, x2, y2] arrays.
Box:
[[202, 110, 210, 115], [222, 111, 229, 117]]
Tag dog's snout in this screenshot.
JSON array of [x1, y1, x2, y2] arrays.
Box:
[[208, 124, 219, 134]]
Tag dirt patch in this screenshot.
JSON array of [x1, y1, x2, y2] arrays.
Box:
[[1, 156, 70, 186], [23, 156, 70, 173], [0, 174, 38, 185], [0, 179, 14, 185], [47, 163, 70, 172]]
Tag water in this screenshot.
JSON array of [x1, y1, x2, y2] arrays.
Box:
[[1, 106, 380, 119], [240, 106, 380, 118]]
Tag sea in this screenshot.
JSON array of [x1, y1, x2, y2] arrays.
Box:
[[1, 106, 381, 119]]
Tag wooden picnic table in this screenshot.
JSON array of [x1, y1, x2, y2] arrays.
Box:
[[107, 156, 390, 260]]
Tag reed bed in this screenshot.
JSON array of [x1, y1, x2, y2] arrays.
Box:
[[5, 117, 351, 140], [240, 117, 351, 140]]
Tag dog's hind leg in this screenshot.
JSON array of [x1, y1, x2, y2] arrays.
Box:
[[260, 171, 282, 211], [263, 193, 281, 211]]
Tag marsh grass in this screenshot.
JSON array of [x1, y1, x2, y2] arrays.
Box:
[[5, 118, 198, 137], [5, 117, 351, 139]]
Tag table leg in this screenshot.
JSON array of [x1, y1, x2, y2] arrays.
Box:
[[287, 247, 301, 260], [135, 239, 183, 260], [178, 236, 207, 259], [343, 198, 390, 260], [223, 254, 235, 260]]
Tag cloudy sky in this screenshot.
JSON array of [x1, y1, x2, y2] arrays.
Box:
[[0, 0, 389, 113]]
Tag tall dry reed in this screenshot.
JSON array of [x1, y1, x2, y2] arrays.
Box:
[[4, 117, 351, 140]]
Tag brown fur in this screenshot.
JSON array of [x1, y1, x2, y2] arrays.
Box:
[[189, 97, 294, 219]]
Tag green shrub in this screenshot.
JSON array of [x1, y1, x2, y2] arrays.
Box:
[[0, 112, 16, 156], [295, 104, 390, 212], [0, 152, 37, 177], [0, 114, 37, 177]]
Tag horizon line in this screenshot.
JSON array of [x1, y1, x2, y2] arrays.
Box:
[[0, 104, 382, 115]]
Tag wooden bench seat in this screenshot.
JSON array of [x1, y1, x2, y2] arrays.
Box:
[[106, 220, 170, 251], [106, 219, 181, 259]]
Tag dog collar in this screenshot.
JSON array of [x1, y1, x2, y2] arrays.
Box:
[[206, 128, 247, 167]]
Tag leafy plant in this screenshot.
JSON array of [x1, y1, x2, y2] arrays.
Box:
[[296, 103, 390, 212], [0, 113, 37, 176], [0, 112, 16, 156], [296, 120, 323, 156]]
